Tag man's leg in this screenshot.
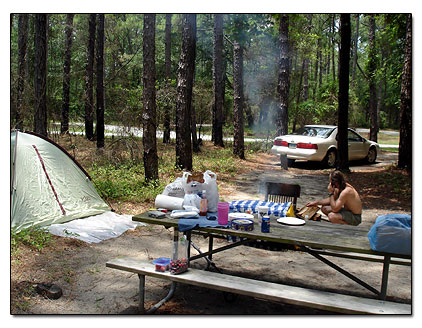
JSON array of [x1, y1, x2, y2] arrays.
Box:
[[327, 211, 349, 225], [321, 205, 332, 215]]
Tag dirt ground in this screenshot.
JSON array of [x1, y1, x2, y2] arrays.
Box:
[[10, 151, 412, 316]]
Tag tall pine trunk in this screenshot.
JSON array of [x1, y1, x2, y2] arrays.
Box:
[[398, 14, 412, 172], [34, 14, 48, 137], [175, 14, 196, 170], [212, 13, 225, 147], [331, 14, 336, 82], [351, 14, 359, 88], [302, 14, 312, 101], [84, 14, 96, 141], [337, 14, 351, 172], [313, 37, 320, 100], [233, 40, 245, 159], [60, 14, 74, 135], [142, 14, 159, 182], [163, 14, 172, 144], [96, 14, 105, 149], [276, 14, 289, 136], [15, 14, 28, 130], [368, 15, 378, 142]]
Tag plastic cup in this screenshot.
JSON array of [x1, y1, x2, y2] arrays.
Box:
[[217, 202, 229, 225]]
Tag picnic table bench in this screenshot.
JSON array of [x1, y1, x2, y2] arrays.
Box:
[[106, 212, 411, 314], [106, 257, 410, 314]]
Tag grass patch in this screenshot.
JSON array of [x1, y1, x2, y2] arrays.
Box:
[[89, 162, 165, 202], [359, 131, 399, 145], [11, 226, 52, 256], [380, 147, 398, 153]]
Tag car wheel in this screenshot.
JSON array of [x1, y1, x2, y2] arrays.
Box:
[[366, 147, 377, 164], [323, 149, 337, 168]]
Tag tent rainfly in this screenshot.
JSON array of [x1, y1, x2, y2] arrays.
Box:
[[11, 130, 110, 232]]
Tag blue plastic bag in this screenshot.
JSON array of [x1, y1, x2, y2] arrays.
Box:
[[367, 214, 411, 255]]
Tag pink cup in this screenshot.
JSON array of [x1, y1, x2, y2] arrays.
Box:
[[217, 202, 229, 225]]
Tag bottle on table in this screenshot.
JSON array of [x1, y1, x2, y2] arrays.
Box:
[[199, 190, 207, 216]]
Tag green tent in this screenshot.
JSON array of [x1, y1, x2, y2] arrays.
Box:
[[11, 131, 110, 232]]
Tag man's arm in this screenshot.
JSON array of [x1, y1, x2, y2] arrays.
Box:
[[329, 189, 348, 212], [307, 197, 330, 207]]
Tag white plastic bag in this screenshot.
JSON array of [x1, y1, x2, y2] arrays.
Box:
[[163, 177, 185, 198], [183, 193, 201, 210], [203, 170, 219, 212], [181, 171, 219, 212], [181, 172, 203, 195]]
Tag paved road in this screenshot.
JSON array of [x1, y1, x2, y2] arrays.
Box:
[[53, 123, 398, 149], [356, 128, 399, 136]]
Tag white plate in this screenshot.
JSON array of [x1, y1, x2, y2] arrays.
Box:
[[228, 213, 254, 220], [277, 217, 306, 226]]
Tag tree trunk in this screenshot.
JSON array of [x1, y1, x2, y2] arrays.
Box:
[[233, 40, 245, 159], [337, 14, 351, 172], [313, 37, 320, 100], [60, 14, 74, 135], [142, 14, 159, 182], [326, 42, 330, 82], [96, 14, 105, 149], [368, 15, 378, 142], [85, 14, 96, 141], [15, 14, 28, 131], [398, 14, 412, 172], [276, 14, 289, 136], [351, 14, 359, 88], [34, 14, 48, 137], [212, 14, 225, 147], [293, 60, 304, 132], [163, 14, 172, 144], [191, 104, 200, 153], [331, 14, 336, 82], [175, 14, 196, 171], [319, 41, 323, 87], [303, 14, 312, 101]]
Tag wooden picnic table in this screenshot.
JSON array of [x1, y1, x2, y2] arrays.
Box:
[[132, 211, 411, 301]]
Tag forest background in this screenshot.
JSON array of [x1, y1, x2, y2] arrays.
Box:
[[9, 13, 411, 173]]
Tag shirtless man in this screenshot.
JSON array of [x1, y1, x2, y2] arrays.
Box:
[[306, 170, 362, 225]]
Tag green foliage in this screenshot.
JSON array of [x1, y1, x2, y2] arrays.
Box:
[[10, 13, 407, 134], [192, 145, 238, 175], [11, 226, 52, 256], [89, 162, 165, 202]]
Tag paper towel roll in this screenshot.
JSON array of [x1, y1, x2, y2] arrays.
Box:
[[155, 194, 184, 210]]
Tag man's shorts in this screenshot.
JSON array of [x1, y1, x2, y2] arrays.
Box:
[[339, 208, 362, 226]]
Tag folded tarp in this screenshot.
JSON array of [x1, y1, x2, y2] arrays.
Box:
[[48, 211, 146, 243]]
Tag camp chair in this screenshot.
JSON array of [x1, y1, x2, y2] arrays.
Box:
[[264, 182, 301, 212]]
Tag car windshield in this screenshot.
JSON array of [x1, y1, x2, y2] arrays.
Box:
[[292, 126, 335, 138]]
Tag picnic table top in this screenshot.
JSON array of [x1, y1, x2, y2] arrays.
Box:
[[132, 212, 411, 259]]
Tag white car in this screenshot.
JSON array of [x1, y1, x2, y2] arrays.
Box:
[[271, 125, 380, 168]]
